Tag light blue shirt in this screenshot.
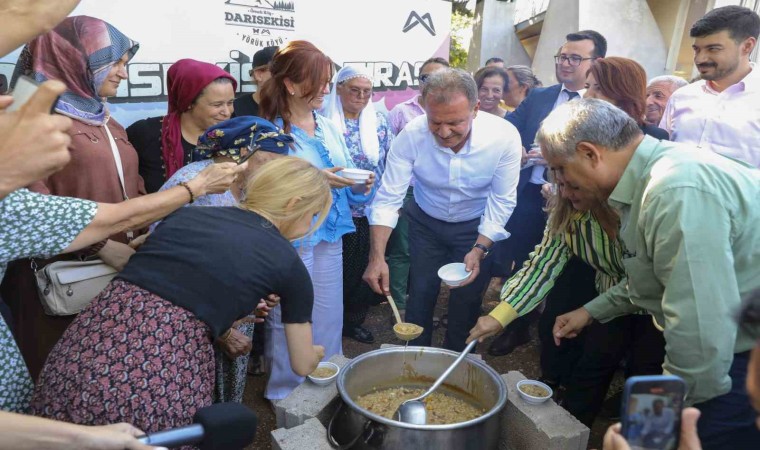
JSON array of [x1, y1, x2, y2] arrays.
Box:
[[284, 113, 372, 247]]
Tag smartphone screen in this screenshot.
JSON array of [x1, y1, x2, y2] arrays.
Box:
[[621, 375, 686, 450], [7, 75, 40, 112]]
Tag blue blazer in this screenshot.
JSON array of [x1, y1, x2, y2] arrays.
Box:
[[505, 84, 563, 194]]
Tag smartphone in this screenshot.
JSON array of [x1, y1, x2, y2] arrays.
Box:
[[7, 75, 42, 112], [621, 375, 686, 450]]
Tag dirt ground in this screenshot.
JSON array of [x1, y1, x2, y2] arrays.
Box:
[[243, 278, 619, 449]]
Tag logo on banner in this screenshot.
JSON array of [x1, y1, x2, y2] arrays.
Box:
[[224, 0, 295, 48], [403, 11, 436, 36]]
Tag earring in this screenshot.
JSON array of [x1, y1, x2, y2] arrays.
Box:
[[289, 91, 295, 96]]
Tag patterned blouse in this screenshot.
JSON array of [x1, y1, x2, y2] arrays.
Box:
[[0, 189, 97, 412], [342, 112, 392, 217], [149, 160, 236, 232]]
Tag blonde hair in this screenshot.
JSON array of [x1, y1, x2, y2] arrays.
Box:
[[239, 156, 332, 239], [545, 172, 617, 236]]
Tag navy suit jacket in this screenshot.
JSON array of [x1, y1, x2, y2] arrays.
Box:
[[505, 84, 563, 194]]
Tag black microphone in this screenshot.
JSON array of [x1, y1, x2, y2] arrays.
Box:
[[137, 402, 257, 449]]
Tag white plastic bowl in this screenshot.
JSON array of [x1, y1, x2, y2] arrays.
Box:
[[307, 362, 340, 386], [516, 379, 553, 405], [341, 168, 373, 184], [437, 263, 471, 287]]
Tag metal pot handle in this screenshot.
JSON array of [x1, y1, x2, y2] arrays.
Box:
[[327, 401, 374, 449]]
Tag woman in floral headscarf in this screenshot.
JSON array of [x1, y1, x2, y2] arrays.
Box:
[[127, 59, 237, 193], [152, 116, 293, 404], [321, 66, 392, 344], [1, 16, 143, 379]]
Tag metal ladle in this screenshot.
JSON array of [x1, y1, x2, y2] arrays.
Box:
[[386, 294, 423, 341], [395, 339, 478, 425]]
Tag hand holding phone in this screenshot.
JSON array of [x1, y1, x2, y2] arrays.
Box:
[[621, 375, 686, 450], [0, 79, 72, 195]]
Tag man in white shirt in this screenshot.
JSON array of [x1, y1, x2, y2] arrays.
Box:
[[363, 68, 522, 351], [660, 5, 760, 168]]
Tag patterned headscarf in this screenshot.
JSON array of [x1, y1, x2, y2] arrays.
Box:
[[15, 16, 139, 125], [192, 116, 294, 162], [322, 66, 380, 165], [162, 59, 238, 178]]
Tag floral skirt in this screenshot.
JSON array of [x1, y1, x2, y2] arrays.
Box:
[[30, 279, 215, 433]]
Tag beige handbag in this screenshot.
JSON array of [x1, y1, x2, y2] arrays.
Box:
[[33, 259, 117, 316]]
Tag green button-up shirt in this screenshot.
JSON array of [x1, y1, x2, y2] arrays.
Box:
[[584, 136, 760, 405]]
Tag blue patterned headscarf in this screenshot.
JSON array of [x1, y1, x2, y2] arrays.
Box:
[[192, 116, 294, 162]]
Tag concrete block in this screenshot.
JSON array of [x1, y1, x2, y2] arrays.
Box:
[[271, 418, 332, 450], [275, 354, 351, 429], [499, 371, 589, 450], [379, 343, 483, 360]]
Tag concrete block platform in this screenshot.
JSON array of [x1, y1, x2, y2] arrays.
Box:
[[270, 355, 589, 449], [274, 354, 351, 429], [500, 371, 589, 450], [271, 418, 332, 450]]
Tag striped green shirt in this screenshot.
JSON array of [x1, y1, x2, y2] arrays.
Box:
[[489, 210, 628, 326]]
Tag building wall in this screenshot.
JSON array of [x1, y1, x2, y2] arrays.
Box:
[[468, 0, 531, 72]]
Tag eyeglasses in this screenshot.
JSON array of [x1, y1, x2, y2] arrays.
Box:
[[554, 54, 596, 67], [419, 74, 431, 84], [347, 87, 373, 99]]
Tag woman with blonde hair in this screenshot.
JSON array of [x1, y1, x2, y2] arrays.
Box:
[[31, 156, 330, 433]]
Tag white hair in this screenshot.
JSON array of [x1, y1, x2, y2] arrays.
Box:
[[647, 75, 688, 90], [536, 98, 642, 160]]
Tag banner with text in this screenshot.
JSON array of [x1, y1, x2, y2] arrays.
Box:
[[0, 0, 451, 126]]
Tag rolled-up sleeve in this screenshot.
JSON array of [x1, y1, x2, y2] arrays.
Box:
[[478, 128, 521, 242], [367, 129, 415, 229]]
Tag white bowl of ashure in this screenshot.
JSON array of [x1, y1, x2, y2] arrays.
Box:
[[308, 361, 340, 386], [340, 168, 373, 184], [437, 262, 471, 287]]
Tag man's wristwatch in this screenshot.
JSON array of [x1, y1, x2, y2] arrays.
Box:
[[472, 243, 491, 257]]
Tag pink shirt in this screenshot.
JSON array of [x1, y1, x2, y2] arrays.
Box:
[[659, 64, 760, 167], [388, 95, 425, 136]]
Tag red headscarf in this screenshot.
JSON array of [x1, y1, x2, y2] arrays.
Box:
[[162, 59, 237, 178]]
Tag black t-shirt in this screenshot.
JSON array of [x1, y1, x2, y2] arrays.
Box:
[[118, 207, 313, 337], [233, 94, 259, 118], [126, 116, 195, 194]]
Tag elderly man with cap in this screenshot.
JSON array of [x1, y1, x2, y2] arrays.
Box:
[[152, 115, 293, 403], [321, 65, 393, 344], [234, 46, 278, 117]]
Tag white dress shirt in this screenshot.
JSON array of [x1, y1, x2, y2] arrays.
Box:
[[528, 85, 585, 184], [659, 64, 760, 168], [368, 112, 522, 242]]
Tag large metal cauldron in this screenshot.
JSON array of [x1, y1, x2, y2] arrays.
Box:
[[327, 346, 507, 449]]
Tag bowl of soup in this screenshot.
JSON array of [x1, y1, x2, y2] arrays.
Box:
[[308, 361, 340, 386], [516, 379, 552, 404]]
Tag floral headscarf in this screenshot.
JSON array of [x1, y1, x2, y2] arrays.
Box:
[[192, 116, 293, 162], [14, 16, 139, 125]]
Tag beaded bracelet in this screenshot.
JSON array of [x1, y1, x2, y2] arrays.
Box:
[[179, 181, 195, 203]]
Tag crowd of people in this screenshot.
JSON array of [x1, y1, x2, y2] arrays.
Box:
[[0, 1, 759, 449]]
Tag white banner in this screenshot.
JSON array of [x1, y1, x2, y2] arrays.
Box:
[[0, 0, 451, 126]]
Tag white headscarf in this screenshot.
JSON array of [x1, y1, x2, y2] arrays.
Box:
[[323, 65, 380, 165]]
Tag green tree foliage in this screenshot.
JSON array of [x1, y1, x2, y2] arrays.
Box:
[[450, 7, 474, 69]]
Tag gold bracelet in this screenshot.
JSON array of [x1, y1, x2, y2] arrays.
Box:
[[219, 329, 232, 342], [179, 181, 195, 203]]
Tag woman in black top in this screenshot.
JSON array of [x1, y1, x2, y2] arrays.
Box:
[[127, 59, 237, 193], [583, 57, 670, 140], [30, 157, 331, 434]]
